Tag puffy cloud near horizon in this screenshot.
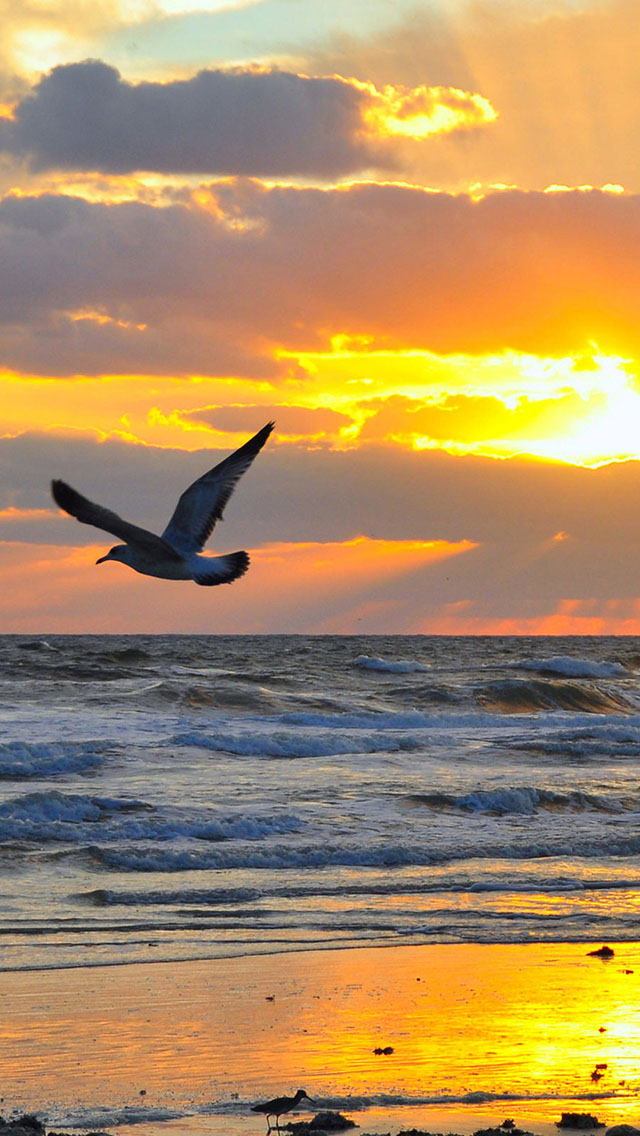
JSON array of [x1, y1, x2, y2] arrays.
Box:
[[0, 60, 496, 177], [4, 182, 640, 376]]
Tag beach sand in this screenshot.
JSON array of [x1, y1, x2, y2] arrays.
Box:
[[1, 943, 639, 1135]]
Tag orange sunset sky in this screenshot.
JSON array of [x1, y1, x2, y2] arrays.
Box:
[[3, 0, 640, 633]]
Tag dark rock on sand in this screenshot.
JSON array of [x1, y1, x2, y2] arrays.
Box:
[[0, 1117, 45, 1136], [587, 946, 615, 958], [474, 1127, 533, 1136], [285, 1112, 357, 1133], [396, 1129, 531, 1136], [396, 1130, 461, 1136], [606, 1127, 640, 1136], [557, 1113, 604, 1128]]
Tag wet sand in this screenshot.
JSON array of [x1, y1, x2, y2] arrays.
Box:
[[1, 942, 639, 1134]]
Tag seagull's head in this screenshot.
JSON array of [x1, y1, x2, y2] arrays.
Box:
[[96, 544, 127, 565]]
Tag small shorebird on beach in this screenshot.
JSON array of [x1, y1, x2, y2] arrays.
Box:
[[51, 421, 274, 586], [251, 1088, 314, 1131]]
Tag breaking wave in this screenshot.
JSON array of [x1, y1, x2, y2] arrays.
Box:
[[479, 678, 633, 714], [0, 791, 302, 844], [91, 828, 640, 873], [172, 726, 425, 758], [0, 741, 105, 779]]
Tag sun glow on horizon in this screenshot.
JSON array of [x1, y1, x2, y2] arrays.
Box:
[[281, 344, 640, 467], [2, 346, 639, 468], [499, 352, 640, 467]]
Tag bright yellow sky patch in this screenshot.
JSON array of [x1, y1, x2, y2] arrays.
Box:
[[3, 347, 639, 466], [283, 345, 640, 465]]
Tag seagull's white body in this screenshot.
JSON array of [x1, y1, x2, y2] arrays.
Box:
[[51, 422, 274, 586]]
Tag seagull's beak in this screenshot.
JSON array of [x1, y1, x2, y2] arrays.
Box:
[[96, 553, 109, 564]]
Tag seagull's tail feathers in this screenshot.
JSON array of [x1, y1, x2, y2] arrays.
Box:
[[193, 551, 250, 586]]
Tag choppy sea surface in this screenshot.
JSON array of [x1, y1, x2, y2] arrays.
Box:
[[2, 633, 640, 973]]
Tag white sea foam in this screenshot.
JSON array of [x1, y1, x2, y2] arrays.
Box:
[[57, 1105, 184, 1128], [354, 654, 430, 672], [199, 1089, 617, 1117]]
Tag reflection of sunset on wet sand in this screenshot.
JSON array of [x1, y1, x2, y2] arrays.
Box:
[[1, 944, 639, 1131]]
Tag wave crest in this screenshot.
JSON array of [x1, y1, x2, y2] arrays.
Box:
[[480, 678, 632, 714], [354, 654, 430, 673]]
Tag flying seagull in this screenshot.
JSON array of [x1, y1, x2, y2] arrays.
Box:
[[251, 1089, 314, 1132], [51, 422, 274, 586]]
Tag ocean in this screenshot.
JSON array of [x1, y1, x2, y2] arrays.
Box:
[[2, 633, 640, 975]]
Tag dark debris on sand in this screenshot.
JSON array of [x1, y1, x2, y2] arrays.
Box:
[[285, 1113, 357, 1133], [366, 1130, 533, 1136], [373, 1128, 535, 1136], [0, 1118, 45, 1136]]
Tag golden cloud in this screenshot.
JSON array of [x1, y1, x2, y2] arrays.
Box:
[[361, 80, 497, 139]]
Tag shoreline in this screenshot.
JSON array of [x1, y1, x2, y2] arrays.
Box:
[[7, 929, 640, 978], [1, 941, 639, 1134]]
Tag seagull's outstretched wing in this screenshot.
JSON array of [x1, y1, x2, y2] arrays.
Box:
[[51, 480, 179, 557], [162, 421, 274, 554]]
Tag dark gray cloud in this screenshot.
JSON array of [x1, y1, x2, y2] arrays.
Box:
[[184, 404, 353, 437], [6, 428, 640, 550], [0, 60, 391, 176]]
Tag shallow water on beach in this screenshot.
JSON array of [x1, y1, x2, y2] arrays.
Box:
[[2, 633, 640, 973]]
